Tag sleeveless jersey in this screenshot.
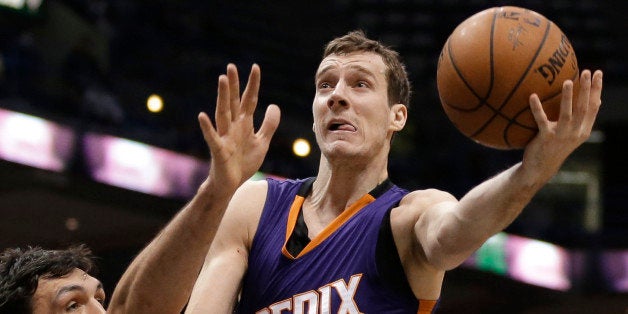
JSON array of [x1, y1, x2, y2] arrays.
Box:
[[236, 177, 435, 314]]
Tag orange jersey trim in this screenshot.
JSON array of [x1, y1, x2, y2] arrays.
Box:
[[281, 195, 306, 259], [282, 193, 376, 259], [417, 299, 437, 314]]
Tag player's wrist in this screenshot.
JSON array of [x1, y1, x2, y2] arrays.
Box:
[[195, 178, 236, 209]]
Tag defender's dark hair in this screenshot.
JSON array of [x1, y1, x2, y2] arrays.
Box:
[[0, 245, 96, 314]]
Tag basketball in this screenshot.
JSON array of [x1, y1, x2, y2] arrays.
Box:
[[436, 6, 579, 149]]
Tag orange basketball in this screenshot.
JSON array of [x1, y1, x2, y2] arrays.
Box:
[[436, 6, 579, 149]]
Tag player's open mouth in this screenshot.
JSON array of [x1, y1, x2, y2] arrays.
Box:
[[328, 120, 356, 132]]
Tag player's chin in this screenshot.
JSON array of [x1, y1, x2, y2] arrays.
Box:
[[322, 141, 360, 156]]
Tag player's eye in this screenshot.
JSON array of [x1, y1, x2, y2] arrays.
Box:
[[65, 301, 81, 312], [319, 82, 331, 89]]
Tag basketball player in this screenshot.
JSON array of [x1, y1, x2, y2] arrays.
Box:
[[0, 245, 106, 314], [109, 30, 603, 313]]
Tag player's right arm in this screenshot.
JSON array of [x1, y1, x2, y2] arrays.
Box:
[[185, 179, 267, 313], [108, 63, 280, 314]]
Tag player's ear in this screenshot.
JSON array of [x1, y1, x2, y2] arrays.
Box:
[[389, 104, 407, 131]]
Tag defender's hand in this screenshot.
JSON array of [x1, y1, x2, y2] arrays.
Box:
[[198, 64, 280, 195]]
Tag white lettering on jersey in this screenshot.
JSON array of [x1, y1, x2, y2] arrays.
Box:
[[268, 299, 291, 313], [294, 291, 319, 314], [319, 285, 331, 314], [256, 274, 364, 314], [333, 275, 362, 314]]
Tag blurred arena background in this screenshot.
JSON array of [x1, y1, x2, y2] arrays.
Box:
[[0, 0, 626, 312]]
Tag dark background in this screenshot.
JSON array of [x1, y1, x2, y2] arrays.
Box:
[[1, 0, 626, 312]]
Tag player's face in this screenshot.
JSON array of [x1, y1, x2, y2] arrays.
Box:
[[313, 52, 405, 162], [31, 268, 106, 314]]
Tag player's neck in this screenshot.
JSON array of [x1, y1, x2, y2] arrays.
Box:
[[310, 164, 388, 216]]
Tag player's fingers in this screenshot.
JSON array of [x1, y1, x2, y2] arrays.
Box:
[[581, 70, 603, 131], [198, 112, 219, 149], [590, 70, 603, 102], [215, 75, 231, 135], [227, 64, 241, 121], [242, 64, 261, 117], [557, 79, 574, 126], [529, 93, 549, 131], [573, 70, 592, 126], [257, 104, 281, 141]]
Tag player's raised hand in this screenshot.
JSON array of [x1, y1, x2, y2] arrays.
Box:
[[524, 69, 603, 178], [198, 63, 280, 195]]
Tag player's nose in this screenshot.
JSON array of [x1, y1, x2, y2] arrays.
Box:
[[328, 81, 349, 108]]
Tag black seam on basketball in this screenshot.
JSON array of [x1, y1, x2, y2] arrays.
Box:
[[511, 107, 537, 130], [468, 8, 506, 142], [507, 81, 565, 137], [569, 68, 579, 83], [443, 8, 536, 147], [501, 20, 553, 147], [489, 8, 496, 103], [442, 9, 512, 139], [445, 31, 491, 112], [468, 14, 552, 148]]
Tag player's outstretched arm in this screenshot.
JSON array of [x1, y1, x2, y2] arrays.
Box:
[[107, 64, 280, 314], [415, 70, 603, 270]]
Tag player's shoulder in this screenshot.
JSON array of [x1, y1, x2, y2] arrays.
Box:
[[239, 178, 270, 192], [400, 188, 457, 209], [223, 179, 269, 223], [392, 188, 456, 228], [232, 179, 269, 207]]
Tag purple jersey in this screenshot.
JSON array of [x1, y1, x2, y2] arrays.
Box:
[[236, 177, 433, 314]]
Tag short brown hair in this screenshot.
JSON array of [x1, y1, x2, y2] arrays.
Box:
[[0, 245, 96, 314], [323, 30, 412, 108]]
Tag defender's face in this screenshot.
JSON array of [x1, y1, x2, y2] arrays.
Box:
[[31, 268, 106, 314], [313, 51, 402, 162]]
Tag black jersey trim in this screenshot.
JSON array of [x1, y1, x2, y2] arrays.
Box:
[[376, 204, 416, 297], [285, 177, 315, 257]]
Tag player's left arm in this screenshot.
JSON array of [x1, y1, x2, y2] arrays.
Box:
[[414, 70, 603, 271]]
